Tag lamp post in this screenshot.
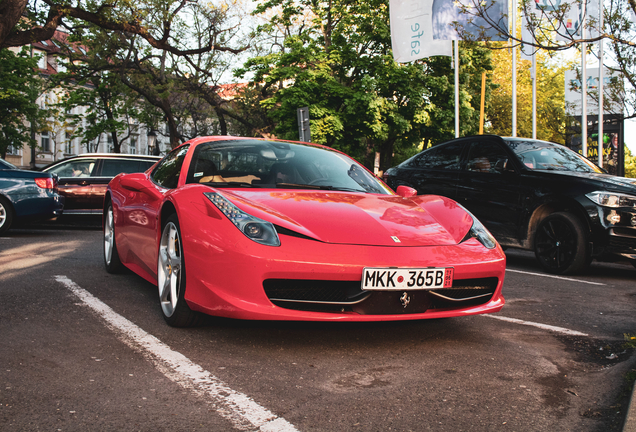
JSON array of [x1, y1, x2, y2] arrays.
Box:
[[147, 130, 157, 155]]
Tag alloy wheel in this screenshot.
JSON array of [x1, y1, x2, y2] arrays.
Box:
[[158, 221, 182, 317], [104, 206, 115, 265], [535, 218, 577, 272]]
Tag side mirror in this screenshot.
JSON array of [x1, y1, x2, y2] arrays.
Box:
[[120, 173, 147, 192], [396, 185, 418, 198], [492, 158, 516, 174]]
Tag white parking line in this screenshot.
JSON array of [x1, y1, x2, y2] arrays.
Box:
[[483, 314, 589, 336], [505, 268, 606, 286], [54, 275, 299, 432]]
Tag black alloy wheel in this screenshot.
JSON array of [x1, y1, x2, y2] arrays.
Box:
[[534, 212, 588, 275]]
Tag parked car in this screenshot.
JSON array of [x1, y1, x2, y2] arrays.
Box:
[[42, 154, 160, 215], [384, 135, 636, 274], [0, 158, 64, 235], [104, 136, 506, 327]]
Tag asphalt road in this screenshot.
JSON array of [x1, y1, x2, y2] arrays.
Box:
[[1, 225, 635, 431]]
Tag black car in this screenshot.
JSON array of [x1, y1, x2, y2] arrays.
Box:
[[42, 154, 160, 216], [384, 135, 636, 274]]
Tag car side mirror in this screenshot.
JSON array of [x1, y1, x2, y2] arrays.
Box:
[[120, 173, 147, 192], [396, 185, 418, 198], [492, 158, 515, 174]]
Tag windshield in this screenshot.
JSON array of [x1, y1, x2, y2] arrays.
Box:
[[187, 139, 391, 194], [505, 139, 603, 173]]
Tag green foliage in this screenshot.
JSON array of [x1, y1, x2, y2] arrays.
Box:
[[0, 48, 46, 157], [624, 332, 636, 349], [486, 45, 571, 143], [625, 146, 636, 178], [240, 0, 494, 170]]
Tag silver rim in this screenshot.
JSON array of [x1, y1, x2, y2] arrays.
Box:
[[104, 206, 114, 264], [0, 202, 6, 228], [158, 221, 182, 317]]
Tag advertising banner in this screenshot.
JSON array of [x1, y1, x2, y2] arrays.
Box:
[[390, 0, 452, 62], [431, 0, 508, 40], [565, 68, 624, 115]]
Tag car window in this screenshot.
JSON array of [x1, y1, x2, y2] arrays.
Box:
[[100, 159, 152, 177], [152, 145, 190, 189], [408, 142, 463, 170], [46, 159, 96, 178], [505, 139, 603, 173], [466, 141, 509, 173]]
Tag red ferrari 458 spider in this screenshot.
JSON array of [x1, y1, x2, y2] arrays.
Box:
[[104, 136, 505, 326]]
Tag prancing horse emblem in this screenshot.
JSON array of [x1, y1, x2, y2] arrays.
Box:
[[400, 292, 411, 308]]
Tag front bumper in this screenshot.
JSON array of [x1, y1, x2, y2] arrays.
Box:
[[595, 206, 636, 259], [182, 232, 506, 322]]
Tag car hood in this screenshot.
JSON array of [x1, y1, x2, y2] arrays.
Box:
[[219, 190, 474, 246], [533, 169, 636, 191]]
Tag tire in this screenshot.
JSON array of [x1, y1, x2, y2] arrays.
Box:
[[104, 202, 125, 273], [534, 212, 589, 275], [157, 213, 201, 327], [0, 196, 13, 235]]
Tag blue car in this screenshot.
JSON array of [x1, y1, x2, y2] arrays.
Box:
[[0, 158, 64, 235]]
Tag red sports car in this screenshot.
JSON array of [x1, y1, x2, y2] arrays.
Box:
[[104, 137, 506, 327]]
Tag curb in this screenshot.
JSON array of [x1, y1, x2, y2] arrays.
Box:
[[625, 383, 636, 432]]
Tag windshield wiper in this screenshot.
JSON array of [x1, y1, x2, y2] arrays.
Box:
[[275, 183, 364, 192], [207, 181, 262, 188]]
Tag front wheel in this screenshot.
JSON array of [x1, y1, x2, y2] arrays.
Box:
[[157, 214, 201, 327], [534, 212, 588, 275], [0, 196, 14, 235]]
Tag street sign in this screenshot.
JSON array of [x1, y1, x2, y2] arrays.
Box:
[[297, 107, 310, 142]]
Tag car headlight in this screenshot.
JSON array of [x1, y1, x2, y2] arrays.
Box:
[[204, 192, 281, 247], [585, 191, 636, 209], [457, 204, 497, 249]]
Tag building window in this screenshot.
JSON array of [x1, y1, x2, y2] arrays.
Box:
[[130, 137, 137, 155], [65, 133, 73, 154], [41, 132, 50, 152], [37, 52, 47, 69], [57, 57, 67, 73]]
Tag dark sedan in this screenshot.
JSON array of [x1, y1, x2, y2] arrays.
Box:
[[0, 158, 64, 235], [384, 135, 636, 274], [42, 154, 160, 216]]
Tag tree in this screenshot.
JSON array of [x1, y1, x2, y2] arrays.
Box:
[[237, 0, 494, 170], [0, 47, 47, 158], [44, 0, 249, 150], [51, 35, 145, 155], [457, 0, 636, 119], [625, 146, 636, 178], [486, 43, 573, 143], [0, 0, 241, 57]]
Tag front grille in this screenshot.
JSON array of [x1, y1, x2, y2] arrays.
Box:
[[263, 277, 499, 314], [608, 233, 636, 251], [428, 278, 498, 309]]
